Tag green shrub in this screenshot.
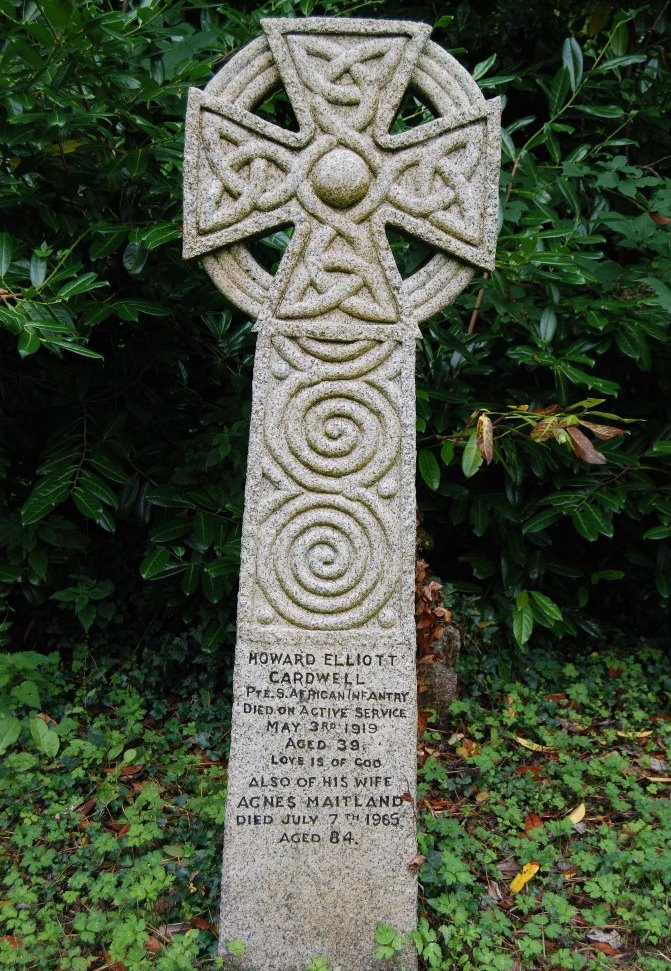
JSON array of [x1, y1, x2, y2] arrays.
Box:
[[0, 0, 669, 663]]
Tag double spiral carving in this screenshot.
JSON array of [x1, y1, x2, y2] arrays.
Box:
[[257, 337, 400, 627], [257, 493, 395, 630]]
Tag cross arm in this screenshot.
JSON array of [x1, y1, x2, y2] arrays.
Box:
[[376, 99, 501, 273], [183, 89, 310, 260]]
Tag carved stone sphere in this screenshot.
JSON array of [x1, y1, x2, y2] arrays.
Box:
[[310, 147, 371, 209]]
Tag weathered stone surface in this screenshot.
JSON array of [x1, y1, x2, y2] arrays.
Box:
[[183, 16, 500, 970], [419, 624, 463, 718]]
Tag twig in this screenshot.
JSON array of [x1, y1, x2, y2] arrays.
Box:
[[467, 279, 487, 334]]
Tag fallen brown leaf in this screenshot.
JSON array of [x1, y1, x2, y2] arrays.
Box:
[[456, 738, 480, 758], [591, 941, 621, 956], [524, 813, 544, 836], [515, 763, 545, 781], [496, 858, 520, 879], [190, 916, 212, 931], [119, 764, 144, 778], [102, 954, 126, 971]]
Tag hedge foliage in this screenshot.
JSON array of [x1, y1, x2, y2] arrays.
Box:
[[1, 0, 670, 666]]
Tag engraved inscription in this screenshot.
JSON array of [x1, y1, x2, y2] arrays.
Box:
[[230, 645, 413, 847]]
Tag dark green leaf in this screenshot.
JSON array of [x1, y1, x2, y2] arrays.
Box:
[[472, 53, 496, 80], [50, 340, 103, 360], [21, 477, 72, 525], [140, 547, 170, 579], [644, 525, 671, 541], [530, 590, 563, 624], [597, 54, 647, 71], [202, 619, 225, 654], [522, 509, 562, 534], [0, 717, 22, 754], [202, 569, 226, 604], [0, 233, 12, 277], [11, 679, 41, 709], [562, 37, 583, 91], [418, 449, 440, 491], [539, 308, 557, 343], [17, 330, 41, 357], [572, 505, 612, 541], [440, 441, 454, 466], [72, 485, 104, 522], [181, 562, 200, 596], [77, 603, 96, 632], [140, 222, 181, 250], [56, 273, 107, 299], [512, 599, 534, 646], [192, 510, 216, 550], [29, 252, 47, 287], [122, 241, 148, 276], [29, 717, 59, 759], [549, 66, 570, 115], [574, 104, 624, 118], [461, 430, 483, 479], [79, 470, 118, 508]]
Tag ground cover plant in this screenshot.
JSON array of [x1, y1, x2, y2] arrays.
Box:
[[0, 0, 670, 664], [1, 627, 670, 970]]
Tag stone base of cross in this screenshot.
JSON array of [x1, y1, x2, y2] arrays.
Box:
[[184, 17, 500, 970]]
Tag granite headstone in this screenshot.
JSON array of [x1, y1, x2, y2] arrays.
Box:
[[183, 17, 500, 969]]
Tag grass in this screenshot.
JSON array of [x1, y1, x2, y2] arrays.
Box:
[[0, 631, 669, 969]]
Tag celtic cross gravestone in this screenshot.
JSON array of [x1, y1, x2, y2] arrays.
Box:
[[183, 17, 500, 970]]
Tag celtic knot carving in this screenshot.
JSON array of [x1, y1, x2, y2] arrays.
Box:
[[285, 35, 407, 135], [184, 17, 501, 324], [198, 110, 300, 236]]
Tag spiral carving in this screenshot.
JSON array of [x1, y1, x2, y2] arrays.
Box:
[[266, 377, 399, 492], [257, 493, 396, 629]]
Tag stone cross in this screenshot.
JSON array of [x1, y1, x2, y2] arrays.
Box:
[[183, 17, 500, 970]]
